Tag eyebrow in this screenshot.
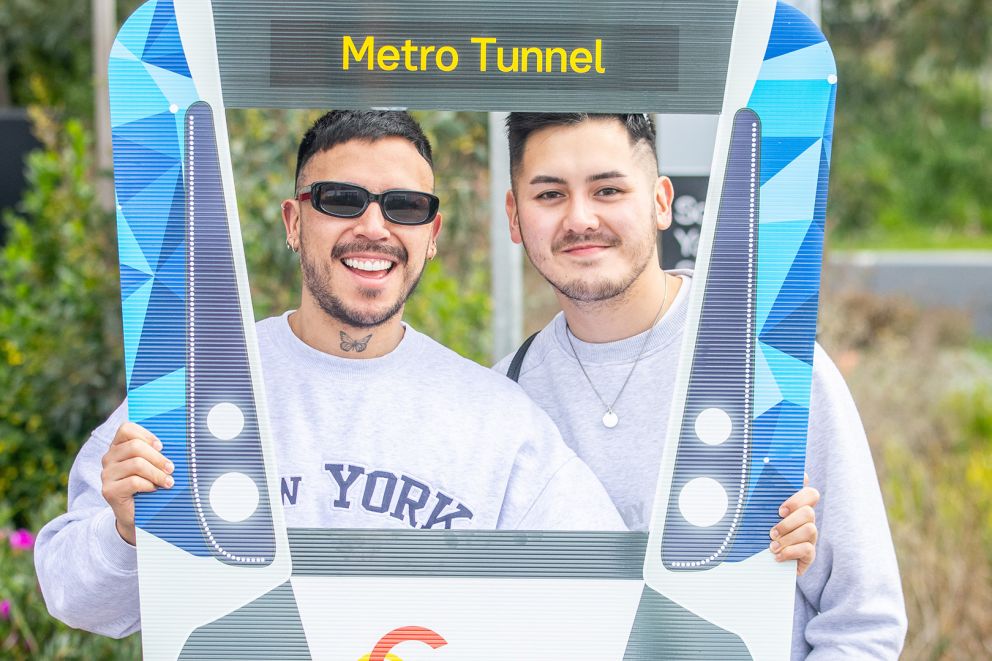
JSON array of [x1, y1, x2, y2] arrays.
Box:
[[527, 171, 628, 186]]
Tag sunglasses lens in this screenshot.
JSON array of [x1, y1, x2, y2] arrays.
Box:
[[316, 183, 367, 217], [383, 191, 435, 224]]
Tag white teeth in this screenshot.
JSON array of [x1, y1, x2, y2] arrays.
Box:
[[343, 258, 393, 272]]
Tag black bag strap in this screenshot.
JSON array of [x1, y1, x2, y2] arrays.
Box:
[[506, 332, 539, 382]]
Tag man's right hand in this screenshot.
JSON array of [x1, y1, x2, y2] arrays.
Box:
[[100, 422, 174, 545]]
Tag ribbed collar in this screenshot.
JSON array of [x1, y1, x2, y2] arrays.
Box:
[[552, 272, 692, 366], [266, 311, 422, 378]]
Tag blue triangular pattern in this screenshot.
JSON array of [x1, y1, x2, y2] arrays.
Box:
[[112, 110, 181, 160], [111, 136, 178, 204], [748, 80, 833, 138], [127, 367, 185, 422], [118, 164, 182, 269], [757, 219, 814, 329], [122, 279, 154, 381], [763, 2, 826, 61], [762, 284, 818, 348], [729, 464, 794, 561], [114, 0, 157, 59], [759, 296, 819, 368], [132, 407, 211, 558], [750, 400, 784, 464], [115, 208, 153, 275], [759, 139, 822, 223], [750, 401, 808, 493], [759, 136, 819, 186], [753, 342, 783, 418], [141, 1, 192, 79], [813, 146, 830, 231], [120, 263, 152, 300], [757, 341, 813, 407], [108, 57, 171, 128], [129, 279, 185, 390], [823, 83, 837, 143], [142, 61, 198, 110], [759, 41, 835, 81], [158, 245, 187, 299], [110, 38, 140, 63], [156, 177, 187, 271], [759, 218, 822, 335]]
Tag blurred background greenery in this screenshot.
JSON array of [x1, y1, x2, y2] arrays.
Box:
[[1, 0, 990, 658]]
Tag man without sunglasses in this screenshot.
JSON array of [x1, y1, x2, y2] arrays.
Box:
[[35, 110, 631, 637], [494, 112, 907, 659]]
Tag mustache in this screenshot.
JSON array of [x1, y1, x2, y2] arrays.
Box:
[[331, 240, 408, 264], [552, 232, 621, 253]]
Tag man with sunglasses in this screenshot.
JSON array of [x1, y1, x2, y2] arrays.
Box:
[[495, 112, 907, 658], [35, 110, 627, 638]]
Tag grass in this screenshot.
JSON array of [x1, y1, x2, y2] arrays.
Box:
[[828, 226, 992, 251]]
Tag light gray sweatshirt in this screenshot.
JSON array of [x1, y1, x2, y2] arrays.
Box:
[[495, 273, 908, 660], [35, 315, 624, 638]]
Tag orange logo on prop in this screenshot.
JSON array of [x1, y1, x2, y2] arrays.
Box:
[[359, 626, 448, 661]]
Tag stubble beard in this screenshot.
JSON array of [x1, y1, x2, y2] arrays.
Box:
[[525, 221, 656, 305], [299, 234, 427, 329]]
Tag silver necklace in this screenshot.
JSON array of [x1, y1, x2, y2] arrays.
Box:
[[566, 282, 669, 428]]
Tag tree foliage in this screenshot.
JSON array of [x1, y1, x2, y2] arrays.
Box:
[[0, 113, 124, 523], [824, 0, 992, 244]]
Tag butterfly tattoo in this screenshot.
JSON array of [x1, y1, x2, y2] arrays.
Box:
[[339, 331, 373, 353]]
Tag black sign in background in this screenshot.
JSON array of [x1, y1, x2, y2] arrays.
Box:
[[0, 110, 41, 246], [661, 175, 709, 271]]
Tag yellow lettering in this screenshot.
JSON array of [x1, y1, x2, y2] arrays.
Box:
[[377, 44, 400, 71], [546, 47, 567, 73], [342, 35, 374, 71], [497, 47, 518, 73], [419, 45, 436, 70], [521, 47, 543, 73], [401, 39, 418, 71], [472, 37, 497, 72], [436, 45, 459, 72], [570, 48, 592, 73], [594, 39, 605, 73]]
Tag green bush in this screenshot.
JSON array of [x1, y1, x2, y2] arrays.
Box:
[[819, 291, 992, 658], [0, 495, 140, 659], [0, 113, 124, 526]]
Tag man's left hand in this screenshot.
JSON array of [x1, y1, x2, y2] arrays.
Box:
[[770, 473, 819, 576]]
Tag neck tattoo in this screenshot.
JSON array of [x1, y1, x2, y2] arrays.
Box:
[[339, 331, 372, 353], [566, 280, 669, 429]]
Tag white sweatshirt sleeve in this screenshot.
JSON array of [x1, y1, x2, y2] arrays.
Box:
[[33, 402, 142, 638], [793, 345, 907, 659]]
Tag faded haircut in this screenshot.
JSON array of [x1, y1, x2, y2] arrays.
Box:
[[295, 110, 434, 188], [505, 113, 657, 183]]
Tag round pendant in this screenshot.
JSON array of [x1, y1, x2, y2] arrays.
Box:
[[602, 410, 619, 428]]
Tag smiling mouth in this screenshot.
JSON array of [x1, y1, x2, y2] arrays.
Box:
[[342, 257, 396, 279]]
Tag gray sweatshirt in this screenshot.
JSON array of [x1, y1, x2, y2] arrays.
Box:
[[34, 315, 624, 638], [495, 273, 908, 660]]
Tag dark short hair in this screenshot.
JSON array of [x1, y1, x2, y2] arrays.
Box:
[[295, 110, 434, 187], [505, 113, 657, 181]]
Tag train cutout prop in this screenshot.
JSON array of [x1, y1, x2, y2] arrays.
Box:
[[109, 0, 836, 657]]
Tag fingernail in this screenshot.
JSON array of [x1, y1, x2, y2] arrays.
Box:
[[770, 541, 780, 552], [166, 461, 174, 473], [770, 528, 780, 540], [166, 476, 174, 488], [154, 440, 163, 451], [779, 506, 788, 517]]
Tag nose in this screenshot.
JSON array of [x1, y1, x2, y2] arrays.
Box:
[[352, 200, 391, 241], [562, 195, 600, 234]]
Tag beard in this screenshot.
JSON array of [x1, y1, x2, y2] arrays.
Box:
[[527, 224, 655, 303], [299, 236, 426, 329]]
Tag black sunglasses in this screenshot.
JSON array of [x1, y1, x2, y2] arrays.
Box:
[[297, 181, 440, 226]]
